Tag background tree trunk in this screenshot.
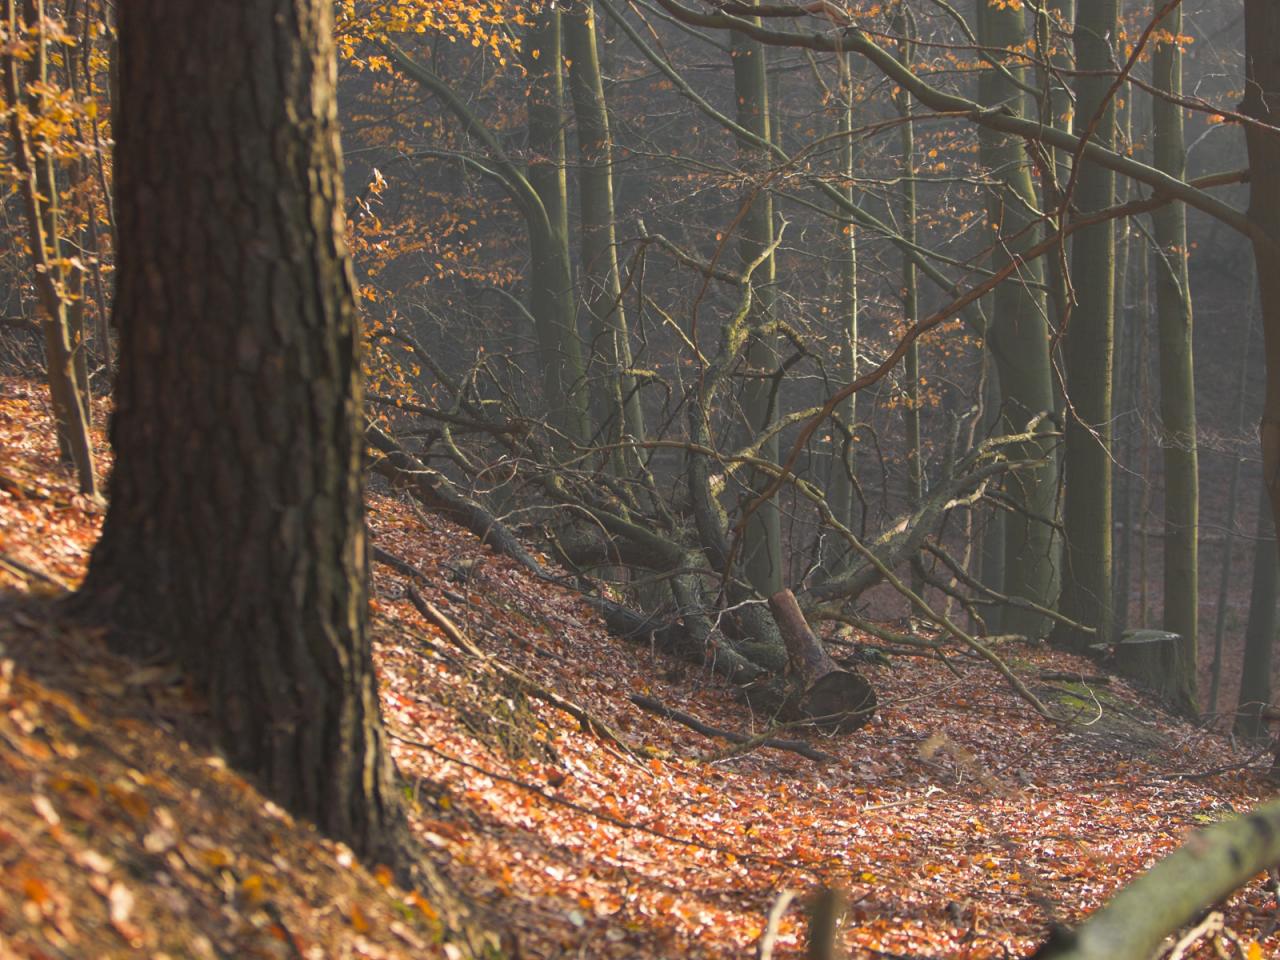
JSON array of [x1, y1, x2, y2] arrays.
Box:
[[1235, 480, 1277, 741], [1055, 0, 1118, 651], [525, 5, 591, 447], [977, 0, 1059, 640], [565, 1, 645, 470], [1150, 0, 1199, 716], [731, 21, 783, 597]]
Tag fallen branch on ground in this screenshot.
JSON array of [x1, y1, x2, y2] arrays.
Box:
[[628, 694, 838, 764]]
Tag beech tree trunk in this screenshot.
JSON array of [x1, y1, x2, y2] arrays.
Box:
[[74, 5, 470, 927], [525, 4, 591, 447], [564, 1, 646, 467], [977, 0, 1059, 639], [1235, 480, 1277, 740], [1055, 0, 1118, 651], [1245, 2, 1280, 564], [731, 22, 784, 597], [1149, 0, 1199, 716]]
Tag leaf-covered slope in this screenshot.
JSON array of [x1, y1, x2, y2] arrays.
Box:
[[1, 375, 1277, 959]]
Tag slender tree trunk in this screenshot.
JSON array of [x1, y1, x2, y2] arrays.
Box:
[[977, 0, 1059, 639], [3, 0, 97, 496], [74, 15, 492, 949], [1036, 0, 1076, 345], [1235, 480, 1277, 741], [525, 5, 591, 447], [564, 1, 644, 469], [1111, 96, 1134, 637], [1209, 300, 1254, 716], [731, 20, 783, 596], [826, 49, 860, 565], [894, 6, 923, 517], [1054, 0, 1118, 651], [1146, 0, 1199, 716]]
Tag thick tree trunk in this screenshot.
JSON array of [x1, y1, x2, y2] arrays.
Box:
[[1149, 0, 1199, 716], [1055, 0, 1118, 651], [977, 0, 1059, 639], [1245, 2, 1280, 577], [74, 14, 485, 950]]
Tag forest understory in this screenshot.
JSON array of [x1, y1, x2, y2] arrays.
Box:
[[3, 380, 1278, 960]]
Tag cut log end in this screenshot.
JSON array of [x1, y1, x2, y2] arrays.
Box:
[[799, 671, 877, 734]]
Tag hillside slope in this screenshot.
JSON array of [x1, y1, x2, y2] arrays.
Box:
[[1, 377, 1277, 959]]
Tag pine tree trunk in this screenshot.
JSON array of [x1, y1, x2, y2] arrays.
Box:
[[977, 0, 1059, 639], [1149, 0, 1199, 716], [74, 11, 488, 947], [1055, 0, 1118, 651]]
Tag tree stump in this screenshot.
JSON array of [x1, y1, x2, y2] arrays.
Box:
[[768, 589, 876, 733], [1113, 629, 1197, 717]]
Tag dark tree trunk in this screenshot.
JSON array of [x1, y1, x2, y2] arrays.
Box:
[[73, 9, 475, 936]]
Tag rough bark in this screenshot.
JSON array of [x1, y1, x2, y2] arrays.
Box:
[[1055, 0, 1118, 652], [1149, 0, 1199, 716], [73, 4, 490, 946]]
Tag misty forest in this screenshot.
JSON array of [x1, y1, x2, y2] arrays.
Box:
[[5, 0, 1280, 957]]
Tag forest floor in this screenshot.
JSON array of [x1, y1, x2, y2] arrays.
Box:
[[2, 375, 1279, 959]]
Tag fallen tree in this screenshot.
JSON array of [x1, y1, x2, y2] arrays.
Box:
[[1032, 794, 1280, 959]]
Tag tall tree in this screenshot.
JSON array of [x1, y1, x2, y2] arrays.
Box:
[[730, 20, 783, 596], [1054, 0, 1119, 651], [564, 0, 646, 465], [825, 46, 861, 559], [1245, 3, 1280, 539], [3, 0, 97, 496], [75, 2, 486, 945], [1234, 481, 1277, 740], [977, 0, 1059, 638], [524, 2, 591, 446], [1143, 0, 1199, 714]]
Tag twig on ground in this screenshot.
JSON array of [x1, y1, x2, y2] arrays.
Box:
[[1162, 911, 1222, 960], [629, 693, 838, 764], [0, 552, 70, 591], [399, 579, 644, 760], [756, 889, 797, 960]]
